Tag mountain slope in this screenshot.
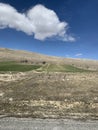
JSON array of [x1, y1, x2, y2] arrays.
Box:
[[0, 47, 98, 70]]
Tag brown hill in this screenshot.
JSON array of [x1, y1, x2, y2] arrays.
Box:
[[0, 47, 98, 70]]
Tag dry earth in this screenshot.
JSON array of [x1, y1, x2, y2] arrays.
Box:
[[0, 71, 98, 120]]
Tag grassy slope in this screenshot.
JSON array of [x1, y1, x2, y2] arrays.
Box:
[[0, 61, 92, 72], [0, 61, 41, 72], [37, 64, 91, 72]]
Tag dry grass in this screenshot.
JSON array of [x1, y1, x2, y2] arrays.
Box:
[[0, 71, 98, 119]]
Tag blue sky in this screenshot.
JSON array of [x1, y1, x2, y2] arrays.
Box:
[[0, 0, 98, 60]]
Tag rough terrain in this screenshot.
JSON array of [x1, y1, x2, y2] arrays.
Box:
[[0, 48, 98, 120]]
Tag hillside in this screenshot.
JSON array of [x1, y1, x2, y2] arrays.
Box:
[[0, 47, 98, 120], [0, 48, 98, 70]]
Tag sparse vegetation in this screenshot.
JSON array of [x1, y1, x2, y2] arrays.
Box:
[[0, 71, 98, 119]]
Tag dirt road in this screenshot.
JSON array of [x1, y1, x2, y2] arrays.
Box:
[[0, 117, 98, 130]]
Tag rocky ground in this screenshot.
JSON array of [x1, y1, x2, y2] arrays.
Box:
[[0, 71, 98, 120]]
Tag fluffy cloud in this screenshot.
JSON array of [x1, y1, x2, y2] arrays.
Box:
[[0, 3, 75, 41]]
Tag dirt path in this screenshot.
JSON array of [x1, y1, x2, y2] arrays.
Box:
[[0, 117, 98, 130]]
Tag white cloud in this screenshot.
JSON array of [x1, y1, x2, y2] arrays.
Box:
[[0, 3, 75, 41], [0, 3, 33, 34], [63, 35, 76, 42], [75, 53, 83, 57]]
